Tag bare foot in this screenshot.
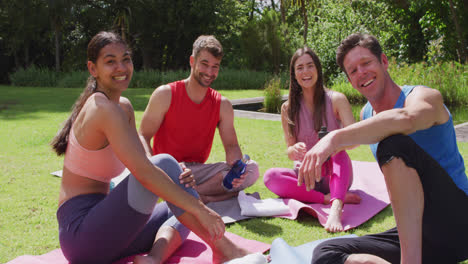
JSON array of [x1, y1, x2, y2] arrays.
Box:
[[344, 192, 362, 204], [325, 199, 344, 233], [212, 241, 250, 264], [133, 255, 161, 264], [325, 210, 343, 232]]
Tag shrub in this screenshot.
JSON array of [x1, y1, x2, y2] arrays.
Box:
[[263, 76, 283, 113], [57, 71, 88, 88], [9, 66, 58, 87], [130, 70, 162, 88]]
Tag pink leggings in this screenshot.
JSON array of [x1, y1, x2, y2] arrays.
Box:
[[263, 151, 353, 204]]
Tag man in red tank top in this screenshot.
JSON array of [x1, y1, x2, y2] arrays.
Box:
[[139, 35, 259, 203]]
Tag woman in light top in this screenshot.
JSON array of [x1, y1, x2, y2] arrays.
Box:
[[51, 31, 249, 264], [264, 46, 361, 232]]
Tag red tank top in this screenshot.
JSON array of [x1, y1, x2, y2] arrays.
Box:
[[152, 80, 221, 163]]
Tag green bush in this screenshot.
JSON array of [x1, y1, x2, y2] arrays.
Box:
[[263, 76, 283, 113], [331, 59, 468, 107], [9, 66, 58, 87], [389, 60, 468, 106], [57, 71, 88, 88], [130, 70, 162, 88]]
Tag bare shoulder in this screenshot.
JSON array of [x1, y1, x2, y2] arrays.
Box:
[[85, 94, 127, 126], [330, 90, 350, 104], [218, 96, 234, 121], [145, 84, 172, 113], [409, 85, 444, 105], [151, 84, 172, 101], [220, 95, 233, 111], [119, 96, 134, 112], [281, 100, 289, 111]]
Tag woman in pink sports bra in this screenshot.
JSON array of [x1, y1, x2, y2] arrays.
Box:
[[263, 47, 361, 233], [51, 31, 250, 264]]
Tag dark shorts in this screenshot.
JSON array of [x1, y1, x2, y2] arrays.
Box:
[[57, 154, 193, 264], [312, 135, 468, 264]]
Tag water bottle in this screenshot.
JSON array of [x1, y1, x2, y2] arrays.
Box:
[[318, 126, 331, 177], [318, 126, 328, 140], [222, 154, 250, 190]]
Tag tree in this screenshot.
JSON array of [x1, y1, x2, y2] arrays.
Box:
[[47, 0, 72, 72]]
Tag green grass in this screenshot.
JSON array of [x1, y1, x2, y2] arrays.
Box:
[[1, 85, 467, 263]]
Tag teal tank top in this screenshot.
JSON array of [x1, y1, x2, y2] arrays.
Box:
[[362, 85, 468, 195]]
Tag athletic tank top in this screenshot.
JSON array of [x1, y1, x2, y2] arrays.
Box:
[[362, 85, 468, 195], [295, 90, 341, 151], [152, 80, 221, 163], [64, 93, 125, 183]]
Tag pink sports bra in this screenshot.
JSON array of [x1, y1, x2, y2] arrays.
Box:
[[63, 95, 125, 183]]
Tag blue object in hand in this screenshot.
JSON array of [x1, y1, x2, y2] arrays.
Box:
[[222, 154, 250, 190]]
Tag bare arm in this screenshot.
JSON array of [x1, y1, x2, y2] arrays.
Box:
[[218, 97, 242, 165], [280, 102, 306, 161], [138, 85, 171, 157], [330, 90, 358, 151], [299, 86, 449, 190], [331, 90, 355, 128], [98, 99, 224, 239]]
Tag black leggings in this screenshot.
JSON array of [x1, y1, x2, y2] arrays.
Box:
[[312, 135, 468, 264]]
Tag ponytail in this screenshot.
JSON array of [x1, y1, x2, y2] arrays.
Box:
[[51, 76, 97, 155]]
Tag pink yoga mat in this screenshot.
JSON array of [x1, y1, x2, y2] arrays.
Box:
[[6, 232, 270, 264], [277, 161, 390, 231]]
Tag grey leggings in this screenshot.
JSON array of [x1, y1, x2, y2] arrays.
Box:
[[57, 154, 197, 264]]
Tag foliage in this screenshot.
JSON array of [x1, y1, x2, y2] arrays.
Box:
[[298, 0, 402, 85], [8, 67, 287, 90], [9, 66, 58, 87], [331, 58, 468, 107], [240, 9, 295, 73], [0, 0, 466, 85], [263, 76, 284, 113]]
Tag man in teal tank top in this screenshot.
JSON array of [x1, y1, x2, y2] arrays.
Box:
[[304, 33, 468, 264]]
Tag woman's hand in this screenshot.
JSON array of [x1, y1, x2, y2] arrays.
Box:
[[179, 163, 196, 188], [288, 142, 307, 161], [195, 203, 225, 241]]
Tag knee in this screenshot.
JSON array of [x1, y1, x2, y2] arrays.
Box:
[[242, 160, 259, 188], [228, 160, 259, 192], [312, 242, 343, 264], [376, 134, 414, 166], [149, 154, 182, 181], [263, 168, 281, 187]]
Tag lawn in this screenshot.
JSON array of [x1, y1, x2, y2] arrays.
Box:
[[1, 85, 467, 263]]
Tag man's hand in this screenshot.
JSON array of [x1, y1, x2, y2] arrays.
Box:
[[230, 170, 247, 189], [298, 133, 335, 191], [179, 163, 196, 188]]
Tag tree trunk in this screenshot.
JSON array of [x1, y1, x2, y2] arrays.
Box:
[[53, 20, 61, 72], [447, 0, 467, 62], [24, 44, 29, 67], [249, 0, 255, 21], [300, 0, 308, 43], [280, 0, 286, 24]]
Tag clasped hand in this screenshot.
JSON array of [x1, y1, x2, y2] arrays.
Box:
[[179, 163, 196, 188]]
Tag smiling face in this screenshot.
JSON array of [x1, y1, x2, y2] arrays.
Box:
[[343, 46, 388, 102], [294, 53, 318, 91], [87, 43, 133, 94], [190, 49, 221, 88]]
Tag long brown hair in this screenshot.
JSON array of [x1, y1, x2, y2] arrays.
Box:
[[51, 31, 129, 155], [286, 46, 326, 138]]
